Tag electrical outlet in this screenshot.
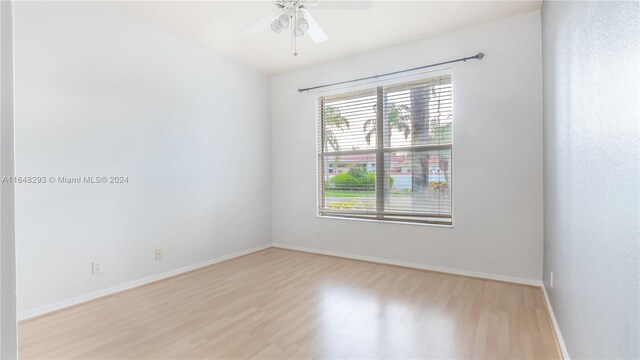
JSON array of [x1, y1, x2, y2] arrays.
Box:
[[155, 248, 163, 261], [92, 261, 102, 275], [550, 271, 554, 288]]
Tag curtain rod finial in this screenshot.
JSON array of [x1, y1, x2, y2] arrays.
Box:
[[477, 52, 485, 60]]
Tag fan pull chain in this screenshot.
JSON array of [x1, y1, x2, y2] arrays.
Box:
[[293, 13, 298, 56]]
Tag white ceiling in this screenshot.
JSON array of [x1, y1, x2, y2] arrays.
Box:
[[106, 1, 542, 75]]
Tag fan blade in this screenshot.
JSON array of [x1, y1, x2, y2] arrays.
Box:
[[304, 0, 372, 10], [301, 9, 328, 44], [241, 9, 283, 36]]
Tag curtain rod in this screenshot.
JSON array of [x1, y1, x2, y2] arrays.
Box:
[[297, 52, 484, 93]]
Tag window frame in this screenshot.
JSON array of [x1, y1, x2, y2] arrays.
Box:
[[315, 69, 454, 227]]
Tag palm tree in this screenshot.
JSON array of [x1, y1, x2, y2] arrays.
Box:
[[362, 103, 411, 146], [323, 105, 349, 151], [358, 86, 450, 203], [409, 87, 431, 199], [428, 89, 452, 184], [323, 105, 350, 186], [362, 102, 412, 196]]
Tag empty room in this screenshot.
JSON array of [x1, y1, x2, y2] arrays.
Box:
[[0, 0, 638, 359]]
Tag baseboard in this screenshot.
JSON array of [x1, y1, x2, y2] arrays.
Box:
[[542, 285, 570, 359], [272, 242, 543, 287], [19, 242, 550, 322], [17, 243, 272, 321]]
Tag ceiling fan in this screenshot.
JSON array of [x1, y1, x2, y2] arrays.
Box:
[[242, 0, 372, 56]]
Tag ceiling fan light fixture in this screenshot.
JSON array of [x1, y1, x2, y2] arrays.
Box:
[[271, 20, 282, 33], [277, 14, 290, 29], [242, 0, 332, 56], [297, 18, 309, 32]]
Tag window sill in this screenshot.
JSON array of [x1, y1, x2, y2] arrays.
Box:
[[317, 214, 454, 228]]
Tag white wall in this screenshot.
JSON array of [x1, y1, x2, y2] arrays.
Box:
[[14, 2, 271, 317], [542, 1, 640, 358], [271, 11, 543, 283], [1, 1, 18, 357]]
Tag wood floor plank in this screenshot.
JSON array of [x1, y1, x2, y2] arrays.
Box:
[[19, 248, 561, 359]]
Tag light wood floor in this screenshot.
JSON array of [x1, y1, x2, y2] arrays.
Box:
[[19, 248, 560, 359]]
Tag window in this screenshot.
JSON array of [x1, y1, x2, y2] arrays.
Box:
[[317, 75, 452, 225]]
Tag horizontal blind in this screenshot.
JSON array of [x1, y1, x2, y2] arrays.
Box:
[[318, 75, 453, 225]]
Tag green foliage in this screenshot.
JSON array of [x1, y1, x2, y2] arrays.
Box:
[[347, 164, 367, 178], [328, 168, 394, 191], [329, 172, 374, 191]]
